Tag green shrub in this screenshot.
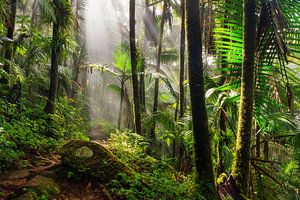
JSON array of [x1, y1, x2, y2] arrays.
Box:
[[108, 130, 204, 199]]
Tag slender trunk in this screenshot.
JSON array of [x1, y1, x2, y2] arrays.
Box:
[[1, 0, 17, 84], [217, 108, 227, 176], [118, 81, 125, 130], [232, 0, 256, 196], [177, 1, 186, 169], [174, 99, 178, 121], [256, 125, 261, 158], [44, 0, 60, 114], [263, 140, 268, 160], [129, 0, 142, 135], [140, 0, 150, 112], [150, 0, 167, 144], [186, 0, 217, 198], [31, 0, 38, 26], [139, 57, 146, 112], [179, 0, 185, 119]]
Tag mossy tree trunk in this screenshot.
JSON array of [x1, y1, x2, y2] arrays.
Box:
[[44, 0, 61, 114], [232, 0, 256, 196], [217, 108, 227, 176], [150, 0, 167, 145], [129, 0, 142, 135], [185, 0, 217, 198], [1, 0, 17, 85]]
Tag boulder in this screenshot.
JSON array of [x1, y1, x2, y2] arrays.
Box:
[[24, 175, 60, 196], [0, 170, 30, 180], [60, 140, 134, 183], [14, 191, 37, 200]]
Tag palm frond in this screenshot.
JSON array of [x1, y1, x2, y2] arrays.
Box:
[[0, 0, 7, 22], [212, 0, 300, 132]]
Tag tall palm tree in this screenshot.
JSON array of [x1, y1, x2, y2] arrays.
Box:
[[231, 0, 256, 196], [150, 0, 167, 145], [212, 0, 300, 197], [185, 0, 217, 198], [179, 0, 185, 119], [45, 0, 73, 114], [129, 0, 142, 135]]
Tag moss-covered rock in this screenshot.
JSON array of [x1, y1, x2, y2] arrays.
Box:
[[14, 191, 37, 200], [24, 175, 60, 197], [60, 140, 134, 183]]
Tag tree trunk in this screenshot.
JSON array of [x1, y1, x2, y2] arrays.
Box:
[[232, 0, 256, 196], [129, 0, 142, 135], [139, 57, 146, 112], [177, 0, 186, 170], [185, 0, 217, 198], [217, 108, 227, 176], [118, 81, 125, 130], [255, 125, 261, 158], [140, 0, 150, 113], [150, 0, 167, 145], [1, 0, 17, 84], [263, 140, 268, 160], [179, 0, 185, 119], [44, 0, 61, 114]]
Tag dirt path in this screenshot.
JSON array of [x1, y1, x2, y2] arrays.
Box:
[[0, 154, 112, 200]]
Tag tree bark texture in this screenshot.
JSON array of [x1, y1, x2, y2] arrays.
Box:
[[232, 0, 256, 196], [44, 0, 61, 114], [186, 0, 217, 198], [129, 0, 142, 135]]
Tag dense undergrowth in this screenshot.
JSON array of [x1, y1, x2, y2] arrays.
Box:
[[0, 84, 89, 172], [107, 130, 204, 200]]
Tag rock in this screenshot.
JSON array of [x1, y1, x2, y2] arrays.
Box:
[[14, 191, 37, 200], [0, 170, 30, 180], [60, 140, 134, 183], [0, 170, 29, 189], [24, 175, 60, 197]]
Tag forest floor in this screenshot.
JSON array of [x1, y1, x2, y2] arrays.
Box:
[[0, 152, 113, 200], [0, 127, 113, 200]]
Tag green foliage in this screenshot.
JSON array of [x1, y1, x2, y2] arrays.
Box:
[[108, 130, 204, 200], [0, 83, 88, 172], [213, 0, 300, 132], [0, 0, 7, 22]]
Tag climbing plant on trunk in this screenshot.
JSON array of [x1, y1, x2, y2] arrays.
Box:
[[232, 0, 256, 196]]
